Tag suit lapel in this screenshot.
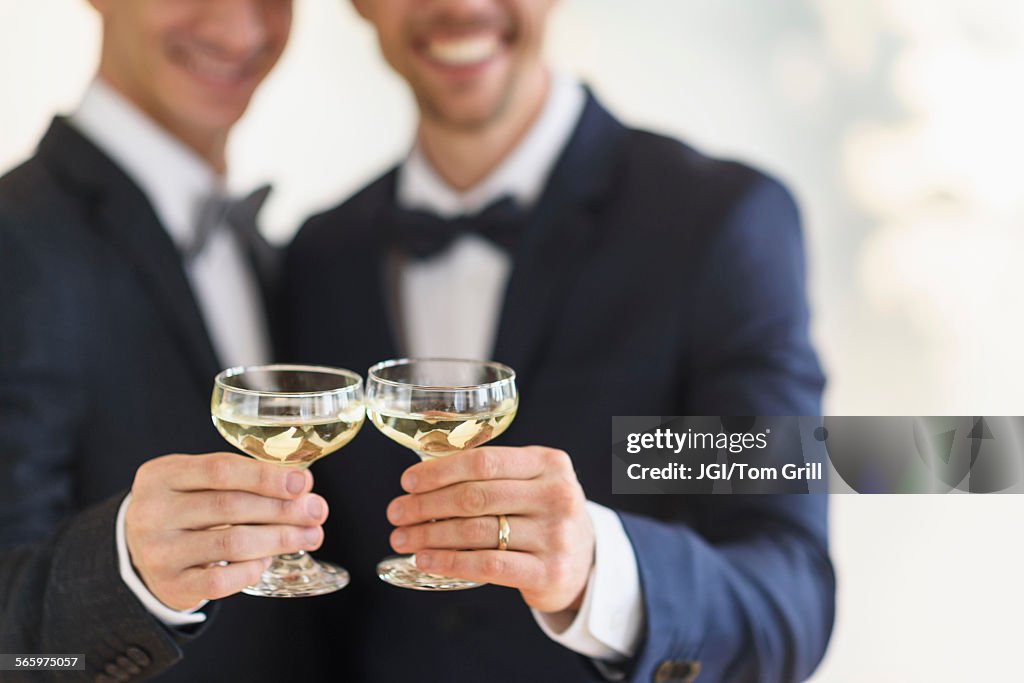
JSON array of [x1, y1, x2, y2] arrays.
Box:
[[358, 173, 405, 364], [38, 117, 222, 391], [491, 92, 629, 388], [236, 210, 283, 358]]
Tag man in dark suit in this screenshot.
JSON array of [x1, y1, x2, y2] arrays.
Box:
[[283, 0, 835, 681], [0, 1, 333, 681]]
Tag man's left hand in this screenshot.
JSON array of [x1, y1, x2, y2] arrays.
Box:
[[387, 446, 594, 614]]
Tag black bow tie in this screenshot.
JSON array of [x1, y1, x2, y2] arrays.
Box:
[[185, 185, 272, 262], [389, 196, 527, 260]]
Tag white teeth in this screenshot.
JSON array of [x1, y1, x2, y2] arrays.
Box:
[[187, 52, 249, 83], [426, 34, 500, 66]]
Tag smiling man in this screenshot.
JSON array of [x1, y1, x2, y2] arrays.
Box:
[[284, 0, 835, 681], [0, 2, 333, 681]]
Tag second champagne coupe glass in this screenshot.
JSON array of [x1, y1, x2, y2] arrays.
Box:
[[366, 358, 518, 591], [211, 364, 364, 597]]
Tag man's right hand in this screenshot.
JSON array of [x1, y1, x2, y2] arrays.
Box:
[[124, 452, 328, 611]]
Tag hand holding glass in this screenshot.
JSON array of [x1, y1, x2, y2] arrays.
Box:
[[366, 358, 518, 590], [211, 364, 364, 597]]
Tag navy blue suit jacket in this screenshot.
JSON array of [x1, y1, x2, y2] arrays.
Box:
[[283, 92, 835, 682]]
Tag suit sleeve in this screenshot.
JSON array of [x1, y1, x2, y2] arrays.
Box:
[[0, 212, 204, 680], [619, 175, 835, 683]]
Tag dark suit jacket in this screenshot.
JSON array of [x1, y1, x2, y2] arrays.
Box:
[[282, 92, 835, 683], [0, 119, 329, 682]]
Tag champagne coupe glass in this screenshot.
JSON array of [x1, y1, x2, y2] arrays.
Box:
[[366, 358, 518, 590], [211, 364, 364, 597]]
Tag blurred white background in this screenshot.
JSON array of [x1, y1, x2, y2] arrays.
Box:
[[2, 0, 1022, 680]]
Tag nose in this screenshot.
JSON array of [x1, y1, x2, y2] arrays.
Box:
[[201, 0, 270, 58]]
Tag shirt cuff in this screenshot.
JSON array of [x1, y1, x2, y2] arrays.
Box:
[[116, 493, 208, 626], [531, 501, 644, 662]]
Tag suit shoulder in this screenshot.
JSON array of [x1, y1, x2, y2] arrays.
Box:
[[292, 171, 395, 252], [0, 156, 103, 310], [0, 153, 61, 207], [0, 154, 89, 243], [620, 128, 797, 218]]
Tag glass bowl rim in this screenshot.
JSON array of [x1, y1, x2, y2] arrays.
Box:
[[366, 357, 517, 391], [214, 363, 364, 397]]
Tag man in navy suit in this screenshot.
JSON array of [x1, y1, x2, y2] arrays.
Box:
[[0, 1, 333, 680], [283, 0, 835, 681]]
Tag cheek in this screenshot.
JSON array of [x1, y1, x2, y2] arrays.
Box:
[[152, 38, 191, 83], [267, 5, 294, 54], [377, 26, 414, 77], [516, 2, 553, 52]]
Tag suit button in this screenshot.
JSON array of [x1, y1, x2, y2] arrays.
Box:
[[104, 661, 129, 681], [653, 659, 701, 683], [116, 655, 141, 676], [125, 646, 151, 667]]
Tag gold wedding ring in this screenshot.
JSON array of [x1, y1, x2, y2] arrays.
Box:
[[497, 514, 511, 551]]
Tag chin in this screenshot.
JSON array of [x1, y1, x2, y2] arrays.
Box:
[[181, 88, 255, 129], [434, 104, 501, 130], [164, 66, 262, 124], [420, 82, 512, 130]]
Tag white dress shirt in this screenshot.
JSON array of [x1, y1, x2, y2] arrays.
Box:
[[71, 79, 272, 627], [396, 73, 644, 663]]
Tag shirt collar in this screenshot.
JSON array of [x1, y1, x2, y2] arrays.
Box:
[[396, 73, 586, 218], [69, 78, 223, 251]]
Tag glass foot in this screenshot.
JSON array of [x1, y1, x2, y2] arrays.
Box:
[[243, 551, 349, 598], [377, 554, 481, 591]]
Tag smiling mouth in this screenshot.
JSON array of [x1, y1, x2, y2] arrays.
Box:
[[423, 33, 503, 68], [171, 43, 264, 87]]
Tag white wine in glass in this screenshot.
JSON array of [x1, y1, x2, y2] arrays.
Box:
[[368, 407, 516, 459], [366, 358, 518, 590], [212, 414, 362, 466], [211, 364, 364, 597]]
